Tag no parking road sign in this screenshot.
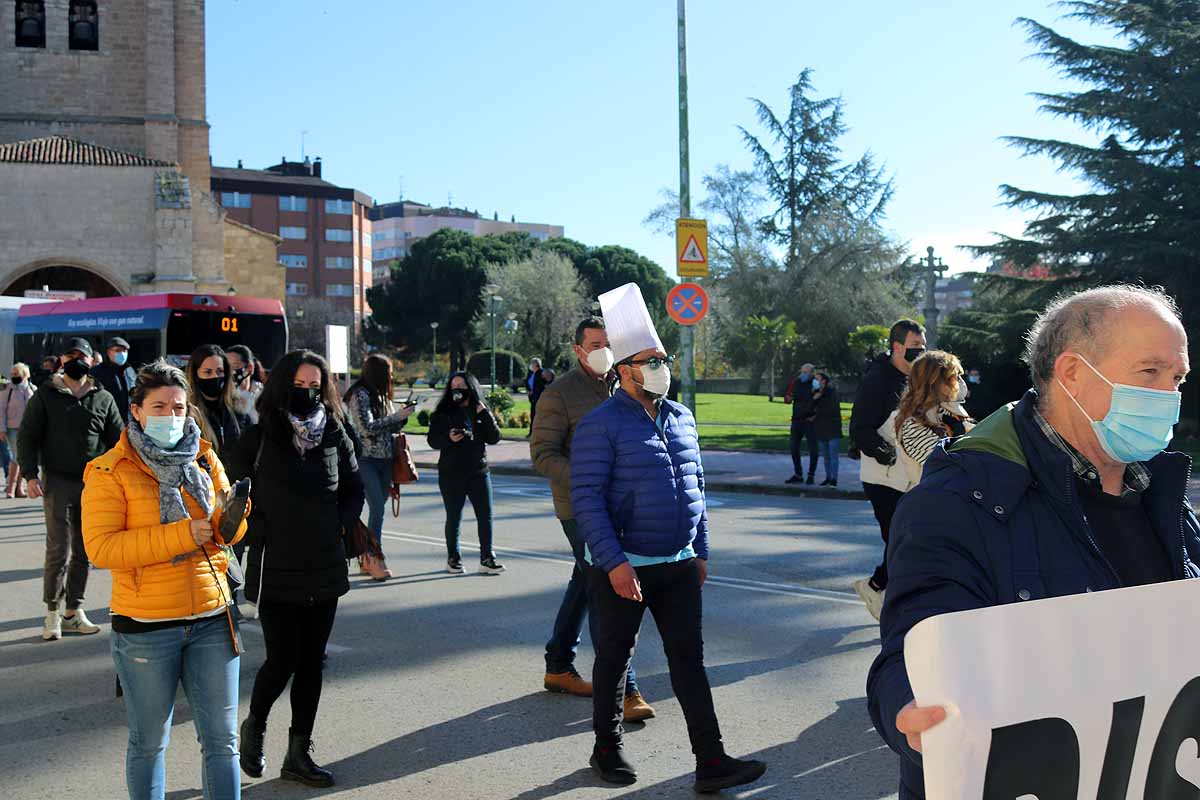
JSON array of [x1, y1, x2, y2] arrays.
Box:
[[666, 282, 709, 326]]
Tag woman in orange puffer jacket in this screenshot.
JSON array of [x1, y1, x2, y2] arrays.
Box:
[[82, 360, 249, 800]]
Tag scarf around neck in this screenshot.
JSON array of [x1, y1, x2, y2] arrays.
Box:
[[288, 404, 327, 454], [127, 417, 215, 524]]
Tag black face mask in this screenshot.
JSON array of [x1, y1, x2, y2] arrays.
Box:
[[289, 386, 321, 417], [232, 369, 248, 386], [9, 376, 22, 385], [197, 376, 227, 400], [63, 358, 90, 381], [904, 347, 926, 363], [451, 390, 467, 405]]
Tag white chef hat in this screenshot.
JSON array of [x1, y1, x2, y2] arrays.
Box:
[[599, 282, 665, 364]]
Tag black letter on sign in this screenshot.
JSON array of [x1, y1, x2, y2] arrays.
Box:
[[1097, 697, 1145, 800], [1145, 676, 1200, 799], [982, 718, 1080, 800]]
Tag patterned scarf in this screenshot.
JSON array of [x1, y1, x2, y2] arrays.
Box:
[[288, 404, 327, 454], [127, 417, 214, 524]]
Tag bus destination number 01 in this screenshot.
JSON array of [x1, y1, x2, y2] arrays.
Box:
[[220, 316, 239, 334]]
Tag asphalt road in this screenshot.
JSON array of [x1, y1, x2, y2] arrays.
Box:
[[0, 476, 901, 799]]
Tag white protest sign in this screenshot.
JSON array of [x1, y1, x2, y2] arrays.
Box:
[[325, 324, 349, 375], [905, 578, 1200, 799]]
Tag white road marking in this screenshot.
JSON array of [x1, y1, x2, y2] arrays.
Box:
[[792, 744, 890, 778], [381, 529, 861, 606]]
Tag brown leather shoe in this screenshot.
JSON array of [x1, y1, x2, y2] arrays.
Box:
[[544, 669, 592, 697], [623, 691, 656, 722]]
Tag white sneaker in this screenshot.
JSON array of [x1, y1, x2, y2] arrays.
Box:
[[853, 578, 885, 622], [61, 609, 101, 635], [479, 558, 506, 575], [42, 611, 61, 641]]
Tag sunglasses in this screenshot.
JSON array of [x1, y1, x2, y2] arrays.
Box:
[[624, 355, 676, 370]]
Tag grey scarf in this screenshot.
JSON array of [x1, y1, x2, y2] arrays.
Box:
[[127, 417, 215, 524], [288, 405, 327, 454]]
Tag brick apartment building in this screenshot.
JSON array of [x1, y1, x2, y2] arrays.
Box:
[[212, 157, 373, 323]]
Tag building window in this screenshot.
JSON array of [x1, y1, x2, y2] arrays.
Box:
[[325, 256, 353, 270], [325, 228, 352, 242], [325, 284, 354, 297], [373, 246, 407, 260], [373, 229, 391, 241], [325, 199, 354, 215], [278, 195, 307, 212], [280, 226, 307, 240], [280, 255, 308, 269], [286, 283, 309, 296], [362, 258, 373, 275], [68, 0, 97, 51], [220, 192, 251, 208], [362, 231, 372, 247], [16, 1, 45, 48]]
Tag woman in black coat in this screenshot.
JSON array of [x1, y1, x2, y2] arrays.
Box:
[[427, 371, 504, 576], [232, 350, 364, 788], [810, 372, 842, 487]]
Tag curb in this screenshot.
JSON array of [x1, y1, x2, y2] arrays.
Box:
[[413, 461, 868, 502]]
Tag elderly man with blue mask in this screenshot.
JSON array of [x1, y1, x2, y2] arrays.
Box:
[[868, 285, 1200, 800], [570, 283, 767, 793]]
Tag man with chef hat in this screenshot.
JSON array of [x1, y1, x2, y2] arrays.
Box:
[[570, 283, 767, 792]]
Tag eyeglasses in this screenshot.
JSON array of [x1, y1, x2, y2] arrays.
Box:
[[624, 355, 676, 370]]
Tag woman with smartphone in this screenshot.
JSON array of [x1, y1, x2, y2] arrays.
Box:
[[427, 372, 505, 575], [343, 354, 415, 580], [81, 359, 250, 800]]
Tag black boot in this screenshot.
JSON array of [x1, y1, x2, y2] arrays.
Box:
[[590, 743, 638, 785], [695, 754, 768, 793], [239, 715, 265, 778], [281, 728, 334, 787]]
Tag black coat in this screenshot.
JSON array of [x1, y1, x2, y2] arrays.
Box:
[[811, 385, 842, 440], [849, 354, 908, 461], [200, 398, 250, 461], [92, 361, 137, 423], [788, 375, 815, 419], [17, 375, 123, 481], [233, 413, 365, 606], [427, 404, 501, 477]]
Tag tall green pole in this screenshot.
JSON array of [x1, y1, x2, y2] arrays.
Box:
[[677, 0, 696, 413], [489, 298, 498, 390]]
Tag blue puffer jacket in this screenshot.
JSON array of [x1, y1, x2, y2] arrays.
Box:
[[867, 390, 1200, 799], [570, 389, 709, 572]]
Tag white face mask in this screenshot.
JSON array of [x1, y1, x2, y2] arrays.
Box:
[[637, 363, 672, 397], [584, 347, 615, 375]]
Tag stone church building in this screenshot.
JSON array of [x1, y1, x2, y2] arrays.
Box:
[[0, 0, 283, 300]]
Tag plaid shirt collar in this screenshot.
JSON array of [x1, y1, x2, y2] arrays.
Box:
[[1031, 404, 1151, 496]]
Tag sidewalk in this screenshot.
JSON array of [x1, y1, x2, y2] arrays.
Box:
[[409, 437, 867, 500]]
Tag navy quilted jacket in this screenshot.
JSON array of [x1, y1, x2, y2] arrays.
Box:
[[570, 389, 709, 572]]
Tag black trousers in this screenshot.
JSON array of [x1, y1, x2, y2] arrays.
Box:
[[586, 559, 723, 761], [439, 471, 495, 562], [249, 599, 338, 736], [789, 419, 818, 478], [864, 482, 903, 590]]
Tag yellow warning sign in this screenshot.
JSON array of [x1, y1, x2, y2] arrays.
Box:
[[676, 218, 708, 278]]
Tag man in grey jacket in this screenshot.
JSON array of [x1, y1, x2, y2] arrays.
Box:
[[530, 316, 654, 722]]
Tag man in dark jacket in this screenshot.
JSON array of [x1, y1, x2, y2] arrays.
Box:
[[570, 282, 766, 793], [848, 319, 925, 619], [19, 337, 123, 641], [868, 286, 1200, 799], [91, 336, 136, 423], [783, 363, 817, 484], [530, 316, 653, 721]]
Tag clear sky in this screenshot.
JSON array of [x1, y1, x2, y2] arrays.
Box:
[[206, 1, 1106, 276]]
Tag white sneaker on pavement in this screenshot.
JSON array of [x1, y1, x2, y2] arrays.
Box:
[[61, 609, 101, 635], [42, 611, 61, 641], [853, 578, 885, 622]]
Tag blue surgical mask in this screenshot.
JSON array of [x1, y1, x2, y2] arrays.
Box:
[[142, 414, 187, 449], [812, 380, 822, 391], [112, 351, 128, 367], [800, 373, 812, 383], [1058, 354, 1181, 464]]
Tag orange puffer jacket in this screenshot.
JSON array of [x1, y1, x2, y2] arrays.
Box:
[[82, 431, 247, 620]]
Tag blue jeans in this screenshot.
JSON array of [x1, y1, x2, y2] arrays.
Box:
[[112, 615, 240, 800], [818, 439, 839, 481], [360, 456, 392, 544], [545, 519, 639, 695]]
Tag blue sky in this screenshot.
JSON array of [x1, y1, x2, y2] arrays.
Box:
[[206, 1, 1106, 276]]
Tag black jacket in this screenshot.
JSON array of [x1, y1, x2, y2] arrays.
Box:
[[428, 404, 501, 477], [199, 397, 250, 461], [233, 413, 365, 606], [788, 375, 815, 420], [849, 354, 908, 461], [18, 375, 123, 481], [92, 361, 137, 423], [811, 384, 842, 440]]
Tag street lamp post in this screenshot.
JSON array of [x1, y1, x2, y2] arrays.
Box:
[[484, 283, 501, 390], [503, 315, 518, 388], [429, 321, 439, 387]]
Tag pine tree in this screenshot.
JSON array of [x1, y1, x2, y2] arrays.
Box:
[[972, 1, 1200, 323]]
